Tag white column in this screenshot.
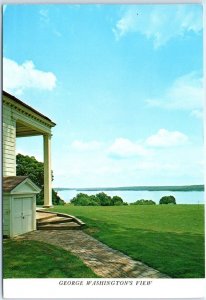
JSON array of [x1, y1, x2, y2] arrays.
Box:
[[43, 134, 53, 207]]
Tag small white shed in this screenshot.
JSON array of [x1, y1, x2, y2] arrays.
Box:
[[3, 176, 41, 238]]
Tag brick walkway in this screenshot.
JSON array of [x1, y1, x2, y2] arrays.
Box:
[[16, 230, 170, 278]]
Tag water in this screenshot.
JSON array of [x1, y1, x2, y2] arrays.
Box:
[[56, 189, 204, 205]]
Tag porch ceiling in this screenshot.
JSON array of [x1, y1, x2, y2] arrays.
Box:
[[4, 91, 56, 138], [16, 121, 44, 137]]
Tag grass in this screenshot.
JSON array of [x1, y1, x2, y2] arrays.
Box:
[[48, 204, 205, 278], [3, 239, 98, 278]]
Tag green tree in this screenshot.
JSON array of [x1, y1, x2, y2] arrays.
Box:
[[159, 195, 176, 205], [70, 193, 127, 206], [96, 192, 112, 206], [130, 199, 156, 205], [16, 154, 44, 188], [112, 195, 124, 206], [70, 193, 100, 206], [70, 193, 92, 206], [16, 154, 64, 205], [89, 195, 101, 206], [52, 189, 65, 205]]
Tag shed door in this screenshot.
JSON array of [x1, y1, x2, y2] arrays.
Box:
[[13, 197, 34, 236]]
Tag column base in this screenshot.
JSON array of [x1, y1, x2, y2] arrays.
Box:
[[43, 205, 54, 208]]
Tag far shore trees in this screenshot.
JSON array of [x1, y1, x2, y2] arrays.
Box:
[[159, 195, 176, 205]]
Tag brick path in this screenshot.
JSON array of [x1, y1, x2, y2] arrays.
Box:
[[16, 230, 170, 278]]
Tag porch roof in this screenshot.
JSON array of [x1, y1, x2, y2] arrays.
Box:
[[3, 91, 56, 137], [3, 91, 56, 126]]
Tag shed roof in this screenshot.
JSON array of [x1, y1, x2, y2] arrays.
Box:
[[3, 176, 28, 192], [3, 91, 56, 127]]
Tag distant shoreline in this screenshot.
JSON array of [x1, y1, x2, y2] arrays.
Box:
[[54, 185, 204, 192]]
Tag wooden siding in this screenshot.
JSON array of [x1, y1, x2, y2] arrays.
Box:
[[3, 195, 10, 236], [3, 104, 16, 176]]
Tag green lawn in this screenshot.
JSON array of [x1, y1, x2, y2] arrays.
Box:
[[3, 239, 98, 278], [48, 204, 205, 278]]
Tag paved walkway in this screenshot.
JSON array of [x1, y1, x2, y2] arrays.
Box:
[[16, 230, 170, 278]]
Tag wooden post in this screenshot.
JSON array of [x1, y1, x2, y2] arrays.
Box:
[[43, 134, 53, 208]]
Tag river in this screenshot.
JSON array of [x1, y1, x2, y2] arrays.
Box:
[[56, 189, 204, 205]]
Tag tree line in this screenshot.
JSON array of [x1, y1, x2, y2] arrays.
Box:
[[70, 193, 176, 206]]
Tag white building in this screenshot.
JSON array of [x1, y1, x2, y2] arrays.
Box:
[[3, 91, 56, 237]]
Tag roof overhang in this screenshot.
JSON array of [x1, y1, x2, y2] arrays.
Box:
[[3, 91, 56, 137], [3, 176, 41, 194]]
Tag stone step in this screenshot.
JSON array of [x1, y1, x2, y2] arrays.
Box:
[[36, 210, 86, 231], [37, 216, 74, 225], [37, 222, 82, 230], [36, 212, 57, 221]]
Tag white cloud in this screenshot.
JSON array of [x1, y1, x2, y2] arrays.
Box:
[[71, 140, 102, 151], [52, 140, 203, 187], [146, 129, 188, 147], [39, 9, 62, 37], [108, 138, 149, 159], [113, 9, 137, 41], [54, 130, 199, 187], [146, 72, 203, 111], [39, 9, 50, 24], [134, 160, 179, 173], [53, 29, 62, 37], [113, 5, 202, 48], [3, 57, 57, 95], [190, 109, 203, 119]]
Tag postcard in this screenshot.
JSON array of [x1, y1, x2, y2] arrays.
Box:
[[2, 0, 205, 299]]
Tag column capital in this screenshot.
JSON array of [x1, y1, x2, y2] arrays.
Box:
[[43, 133, 52, 138]]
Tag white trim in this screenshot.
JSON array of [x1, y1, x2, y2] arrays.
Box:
[[3, 94, 55, 128], [10, 178, 41, 194]]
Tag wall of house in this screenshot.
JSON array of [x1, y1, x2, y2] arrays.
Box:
[[3, 103, 16, 176], [3, 194, 10, 236]]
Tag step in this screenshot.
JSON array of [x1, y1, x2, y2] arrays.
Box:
[[37, 216, 74, 225], [37, 222, 82, 230], [36, 212, 57, 221]]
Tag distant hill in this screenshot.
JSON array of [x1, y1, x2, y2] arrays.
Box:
[[55, 185, 204, 192]]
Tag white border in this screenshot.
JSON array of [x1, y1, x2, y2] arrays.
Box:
[[3, 279, 206, 298], [1, 0, 206, 299]]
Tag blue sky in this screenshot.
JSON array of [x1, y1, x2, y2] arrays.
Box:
[[3, 4, 204, 187]]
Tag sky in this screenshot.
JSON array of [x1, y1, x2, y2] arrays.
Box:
[[3, 4, 204, 188]]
